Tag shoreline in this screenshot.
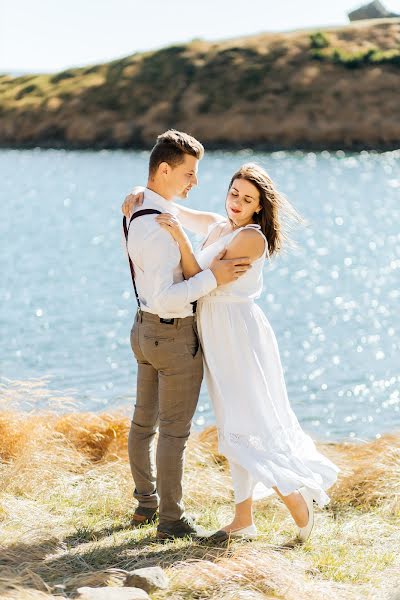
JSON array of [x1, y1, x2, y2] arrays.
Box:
[[2, 142, 400, 153]]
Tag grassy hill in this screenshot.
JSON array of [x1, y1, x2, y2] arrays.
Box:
[[0, 379, 399, 599], [0, 19, 400, 150]]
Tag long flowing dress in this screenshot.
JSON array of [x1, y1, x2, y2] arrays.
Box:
[[196, 222, 339, 506]]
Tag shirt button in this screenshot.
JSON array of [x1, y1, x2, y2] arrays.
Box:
[[155, 341, 159, 346]]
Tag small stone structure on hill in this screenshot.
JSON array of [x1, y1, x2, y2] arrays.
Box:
[[348, 0, 399, 21]]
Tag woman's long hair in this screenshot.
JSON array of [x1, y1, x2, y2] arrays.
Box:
[[227, 163, 304, 257]]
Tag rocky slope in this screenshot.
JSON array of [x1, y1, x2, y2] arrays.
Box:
[[1, 19, 400, 150]]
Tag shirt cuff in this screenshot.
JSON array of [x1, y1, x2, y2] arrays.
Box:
[[191, 268, 217, 298]]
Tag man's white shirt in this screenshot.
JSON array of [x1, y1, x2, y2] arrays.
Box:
[[123, 188, 217, 318]]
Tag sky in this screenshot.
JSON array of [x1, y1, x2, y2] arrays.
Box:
[[1, 0, 400, 73]]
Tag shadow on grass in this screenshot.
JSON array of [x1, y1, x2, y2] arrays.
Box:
[[0, 524, 234, 596], [64, 521, 134, 547]]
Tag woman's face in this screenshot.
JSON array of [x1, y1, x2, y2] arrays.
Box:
[[226, 178, 261, 227]]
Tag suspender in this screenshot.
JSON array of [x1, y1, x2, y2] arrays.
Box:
[[122, 209, 161, 309]]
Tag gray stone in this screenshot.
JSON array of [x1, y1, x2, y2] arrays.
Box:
[[348, 0, 399, 21], [76, 586, 150, 600], [125, 566, 169, 593]]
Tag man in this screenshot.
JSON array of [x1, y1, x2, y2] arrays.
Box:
[[122, 129, 250, 540]]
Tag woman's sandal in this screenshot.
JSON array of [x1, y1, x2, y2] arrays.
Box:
[[296, 487, 316, 543], [205, 523, 258, 544]]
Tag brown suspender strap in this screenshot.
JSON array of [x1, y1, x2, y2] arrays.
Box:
[[123, 209, 161, 309]]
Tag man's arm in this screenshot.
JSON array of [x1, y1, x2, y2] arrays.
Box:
[[155, 213, 252, 281], [138, 225, 252, 315], [177, 237, 251, 282], [140, 226, 217, 315]]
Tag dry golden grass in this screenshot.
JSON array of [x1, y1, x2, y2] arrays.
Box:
[[0, 379, 399, 599]]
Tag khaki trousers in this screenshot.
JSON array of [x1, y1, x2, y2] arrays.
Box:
[[128, 310, 203, 525]]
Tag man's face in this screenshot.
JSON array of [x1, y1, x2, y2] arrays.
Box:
[[168, 154, 199, 200]]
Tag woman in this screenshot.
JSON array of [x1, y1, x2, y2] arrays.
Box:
[[123, 163, 339, 542]]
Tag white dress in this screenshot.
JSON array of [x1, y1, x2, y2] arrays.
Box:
[[196, 222, 339, 506]]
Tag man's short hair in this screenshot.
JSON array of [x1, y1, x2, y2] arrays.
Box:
[[149, 129, 204, 177]]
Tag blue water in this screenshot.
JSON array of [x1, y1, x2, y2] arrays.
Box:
[[1, 148, 399, 440]]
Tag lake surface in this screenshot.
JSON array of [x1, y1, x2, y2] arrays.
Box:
[[1, 148, 399, 441]]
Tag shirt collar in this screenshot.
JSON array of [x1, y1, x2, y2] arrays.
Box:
[[144, 187, 178, 215]]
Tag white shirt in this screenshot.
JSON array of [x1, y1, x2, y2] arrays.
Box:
[[123, 188, 217, 318]]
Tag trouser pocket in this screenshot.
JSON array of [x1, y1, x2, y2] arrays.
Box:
[[186, 323, 201, 359]]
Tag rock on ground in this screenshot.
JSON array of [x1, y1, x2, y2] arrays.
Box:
[[125, 566, 169, 593], [76, 586, 150, 600]]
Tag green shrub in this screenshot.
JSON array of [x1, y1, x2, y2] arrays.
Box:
[[334, 47, 376, 68], [15, 74, 36, 85], [310, 32, 330, 49], [311, 45, 400, 68], [15, 83, 41, 100], [370, 48, 400, 65], [310, 47, 334, 61], [82, 65, 100, 75], [50, 70, 76, 84]]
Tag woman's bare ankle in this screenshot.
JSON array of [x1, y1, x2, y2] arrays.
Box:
[[221, 519, 254, 532]]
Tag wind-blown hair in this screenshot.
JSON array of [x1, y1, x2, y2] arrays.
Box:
[[227, 163, 303, 256]]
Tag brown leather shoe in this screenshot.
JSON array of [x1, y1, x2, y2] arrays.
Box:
[[156, 516, 211, 540], [131, 506, 159, 527]]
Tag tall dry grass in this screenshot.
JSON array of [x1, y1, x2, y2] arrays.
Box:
[[0, 379, 399, 599]]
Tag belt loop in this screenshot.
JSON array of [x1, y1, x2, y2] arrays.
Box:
[[176, 317, 181, 330]]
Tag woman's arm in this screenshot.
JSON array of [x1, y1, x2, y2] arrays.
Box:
[[223, 229, 266, 262], [121, 189, 225, 235], [156, 213, 202, 278], [179, 236, 203, 279], [172, 203, 225, 235]]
